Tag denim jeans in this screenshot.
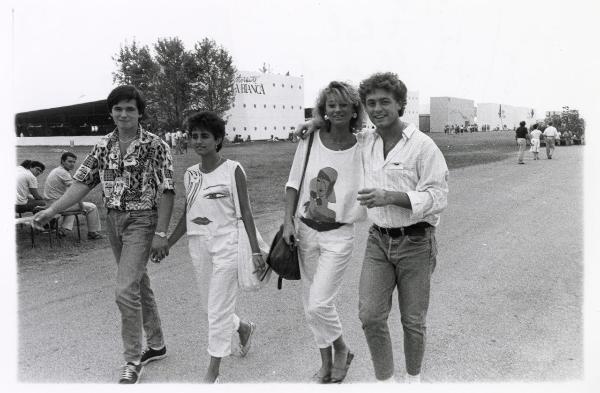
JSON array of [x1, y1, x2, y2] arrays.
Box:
[[358, 225, 437, 379], [106, 209, 165, 363]]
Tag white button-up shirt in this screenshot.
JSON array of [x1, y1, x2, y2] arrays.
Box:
[[359, 123, 449, 228]]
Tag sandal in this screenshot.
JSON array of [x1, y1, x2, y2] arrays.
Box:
[[330, 350, 354, 383], [238, 321, 255, 357], [312, 370, 331, 384]]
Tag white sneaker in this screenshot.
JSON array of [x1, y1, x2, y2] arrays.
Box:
[[377, 375, 396, 383], [406, 373, 421, 384]]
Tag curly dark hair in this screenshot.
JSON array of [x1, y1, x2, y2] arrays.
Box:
[[359, 72, 407, 117], [185, 111, 226, 152]]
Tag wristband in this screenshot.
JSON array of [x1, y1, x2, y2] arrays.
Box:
[[154, 231, 167, 238]]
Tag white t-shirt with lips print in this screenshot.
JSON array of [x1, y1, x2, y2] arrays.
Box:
[[286, 130, 367, 224], [184, 159, 241, 237]]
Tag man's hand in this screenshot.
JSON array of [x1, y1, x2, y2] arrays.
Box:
[[294, 119, 322, 140], [32, 208, 56, 230], [357, 188, 389, 208], [150, 235, 169, 263]]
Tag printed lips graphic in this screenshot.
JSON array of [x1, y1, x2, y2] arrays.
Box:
[[192, 217, 212, 225]]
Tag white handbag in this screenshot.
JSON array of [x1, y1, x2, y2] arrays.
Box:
[[229, 161, 272, 291]]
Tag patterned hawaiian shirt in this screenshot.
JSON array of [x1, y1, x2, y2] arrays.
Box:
[[73, 126, 175, 211]]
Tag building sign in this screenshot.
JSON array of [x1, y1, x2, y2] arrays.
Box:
[[234, 75, 266, 95]]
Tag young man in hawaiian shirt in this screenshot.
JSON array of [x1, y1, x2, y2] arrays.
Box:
[[34, 85, 175, 384]]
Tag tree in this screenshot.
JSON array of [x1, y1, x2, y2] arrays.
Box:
[[544, 106, 585, 139], [112, 37, 237, 131], [190, 38, 237, 118]]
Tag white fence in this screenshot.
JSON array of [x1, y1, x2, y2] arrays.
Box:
[[15, 136, 101, 147]]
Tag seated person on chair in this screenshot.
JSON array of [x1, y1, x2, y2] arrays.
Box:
[[16, 160, 47, 214], [45, 152, 103, 240]]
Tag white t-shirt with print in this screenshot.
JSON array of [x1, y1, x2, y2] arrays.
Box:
[[184, 159, 241, 237], [286, 130, 366, 224]]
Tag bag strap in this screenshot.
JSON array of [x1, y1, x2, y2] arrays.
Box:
[[292, 132, 315, 216], [229, 160, 242, 219]]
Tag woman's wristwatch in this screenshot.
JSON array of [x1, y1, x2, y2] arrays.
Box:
[[154, 231, 167, 238]]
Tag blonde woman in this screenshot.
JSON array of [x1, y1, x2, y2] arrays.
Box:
[[283, 81, 366, 383]]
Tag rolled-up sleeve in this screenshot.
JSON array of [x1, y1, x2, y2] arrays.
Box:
[[73, 145, 102, 189], [284, 137, 308, 191], [406, 142, 449, 220], [153, 140, 175, 193]]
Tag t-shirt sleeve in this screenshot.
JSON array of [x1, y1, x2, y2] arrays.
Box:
[[153, 140, 175, 192], [285, 137, 309, 191], [73, 144, 101, 188], [27, 172, 38, 189]]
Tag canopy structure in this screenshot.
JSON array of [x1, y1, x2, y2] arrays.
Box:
[[15, 100, 113, 137]]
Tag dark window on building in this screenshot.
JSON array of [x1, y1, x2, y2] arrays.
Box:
[[244, 127, 247, 131]]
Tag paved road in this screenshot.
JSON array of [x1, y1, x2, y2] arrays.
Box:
[[18, 146, 584, 383]]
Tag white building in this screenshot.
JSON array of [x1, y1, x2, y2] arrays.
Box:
[[477, 103, 536, 130], [364, 91, 419, 130], [429, 97, 476, 132], [224, 71, 305, 140]]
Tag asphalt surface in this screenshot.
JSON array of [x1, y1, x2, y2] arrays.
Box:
[[18, 146, 584, 384]]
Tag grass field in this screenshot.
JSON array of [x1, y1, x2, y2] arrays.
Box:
[[15, 130, 524, 261]]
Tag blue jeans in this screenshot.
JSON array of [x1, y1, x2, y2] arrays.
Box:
[[106, 209, 165, 363], [358, 225, 437, 379]]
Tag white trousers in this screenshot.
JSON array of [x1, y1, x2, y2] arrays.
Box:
[[58, 201, 101, 232], [297, 221, 355, 348], [188, 233, 241, 358]]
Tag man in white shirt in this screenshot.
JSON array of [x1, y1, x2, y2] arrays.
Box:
[[543, 121, 558, 159], [45, 152, 102, 239], [299, 72, 448, 383], [164, 131, 172, 148], [16, 160, 47, 214]]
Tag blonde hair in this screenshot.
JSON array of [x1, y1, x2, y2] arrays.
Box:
[[313, 81, 364, 132]]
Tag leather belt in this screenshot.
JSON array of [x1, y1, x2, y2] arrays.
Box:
[[372, 222, 432, 238], [300, 217, 345, 232]]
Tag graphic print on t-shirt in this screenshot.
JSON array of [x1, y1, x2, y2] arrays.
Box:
[[303, 167, 338, 222]]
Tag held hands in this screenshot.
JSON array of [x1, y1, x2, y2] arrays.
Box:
[[31, 208, 56, 231], [252, 253, 268, 278], [357, 188, 388, 208], [150, 236, 169, 263]]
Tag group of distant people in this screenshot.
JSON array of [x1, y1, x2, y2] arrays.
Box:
[[162, 129, 188, 154], [31, 72, 448, 386], [515, 121, 561, 164], [444, 124, 481, 134], [16, 154, 103, 239]]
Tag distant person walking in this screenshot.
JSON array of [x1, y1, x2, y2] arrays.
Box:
[[34, 85, 175, 384], [543, 121, 558, 159], [515, 121, 529, 164], [529, 124, 542, 160]]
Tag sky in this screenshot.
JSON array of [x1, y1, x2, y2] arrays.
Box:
[[6, 0, 600, 120]]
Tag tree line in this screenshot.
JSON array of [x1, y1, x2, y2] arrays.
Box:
[[112, 37, 237, 132]]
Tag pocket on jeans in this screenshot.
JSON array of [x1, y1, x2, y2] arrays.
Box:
[[405, 233, 428, 245]]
